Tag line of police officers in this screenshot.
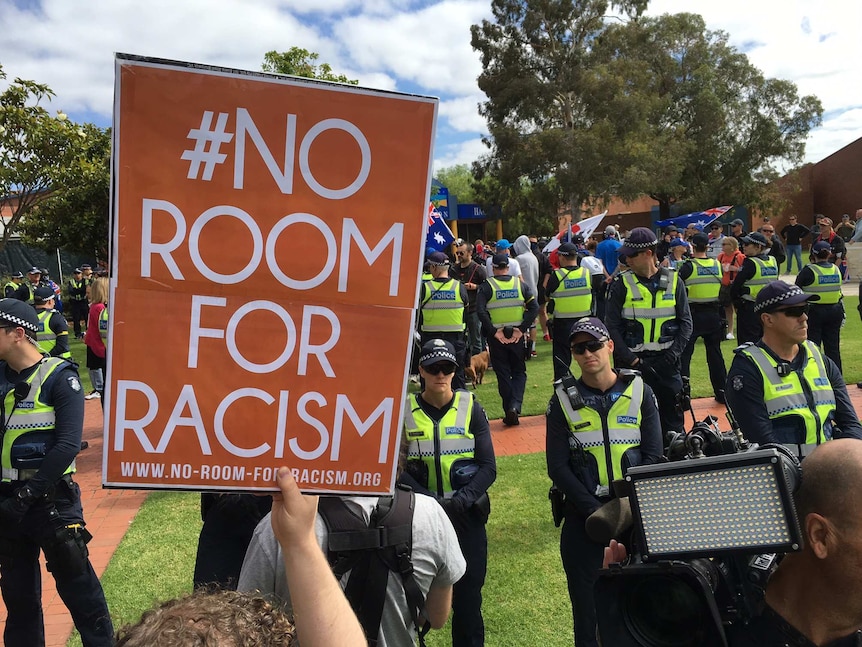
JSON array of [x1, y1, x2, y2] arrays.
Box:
[[542, 227, 860, 645]]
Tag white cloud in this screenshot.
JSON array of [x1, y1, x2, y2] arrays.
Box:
[[439, 94, 485, 133], [335, 0, 489, 95], [434, 136, 487, 171]]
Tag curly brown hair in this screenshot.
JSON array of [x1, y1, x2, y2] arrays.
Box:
[[114, 588, 297, 646]]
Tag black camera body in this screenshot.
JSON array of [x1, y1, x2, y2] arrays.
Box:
[[595, 428, 801, 646]]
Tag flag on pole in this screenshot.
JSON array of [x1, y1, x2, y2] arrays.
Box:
[[543, 211, 608, 253], [425, 202, 455, 251], [656, 206, 733, 230]]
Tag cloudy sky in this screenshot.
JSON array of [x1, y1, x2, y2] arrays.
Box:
[[1, 0, 860, 172]]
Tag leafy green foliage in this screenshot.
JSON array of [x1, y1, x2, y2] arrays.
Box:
[[470, 3, 823, 223], [21, 123, 110, 259], [0, 64, 85, 251], [262, 48, 358, 84]]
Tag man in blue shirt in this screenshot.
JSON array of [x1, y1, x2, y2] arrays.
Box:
[[595, 226, 622, 280]]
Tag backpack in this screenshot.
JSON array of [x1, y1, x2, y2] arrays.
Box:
[[318, 485, 428, 646]]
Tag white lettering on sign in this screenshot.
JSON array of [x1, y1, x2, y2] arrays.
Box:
[[140, 200, 404, 296]]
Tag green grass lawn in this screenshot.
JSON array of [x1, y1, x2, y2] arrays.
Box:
[[69, 454, 573, 647], [66, 299, 862, 645]]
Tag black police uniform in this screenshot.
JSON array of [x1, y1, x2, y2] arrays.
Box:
[[679, 258, 728, 402], [795, 260, 845, 371], [475, 276, 539, 422], [193, 493, 272, 589], [418, 277, 470, 391], [546, 371, 663, 647], [725, 340, 862, 448], [0, 358, 113, 646], [605, 267, 692, 435], [68, 275, 90, 339], [399, 390, 496, 647]]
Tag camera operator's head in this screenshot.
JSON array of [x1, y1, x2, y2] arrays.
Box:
[[569, 318, 615, 387], [763, 440, 862, 641], [755, 281, 819, 351]]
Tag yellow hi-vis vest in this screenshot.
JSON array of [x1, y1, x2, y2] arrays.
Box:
[[739, 341, 836, 451], [741, 257, 779, 301], [99, 307, 109, 343], [69, 278, 87, 301], [1, 357, 76, 482], [404, 391, 475, 498], [620, 269, 679, 352], [3, 281, 17, 296], [25, 282, 36, 305], [801, 263, 843, 305], [683, 258, 722, 303], [35, 309, 71, 359], [549, 267, 593, 319], [420, 278, 466, 332], [485, 277, 525, 328], [554, 376, 644, 488]]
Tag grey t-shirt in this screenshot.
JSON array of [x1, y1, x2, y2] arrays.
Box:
[[238, 493, 466, 647]]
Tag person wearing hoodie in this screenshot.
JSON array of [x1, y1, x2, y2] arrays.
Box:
[[514, 235, 541, 358]]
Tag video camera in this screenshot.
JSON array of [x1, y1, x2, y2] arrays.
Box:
[[593, 419, 802, 646]]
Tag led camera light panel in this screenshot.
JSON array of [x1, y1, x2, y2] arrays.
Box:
[[633, 462, 795, 559]]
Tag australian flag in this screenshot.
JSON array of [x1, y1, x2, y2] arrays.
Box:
[[425, 202, 455, 252], [656, 206, 733, 230]]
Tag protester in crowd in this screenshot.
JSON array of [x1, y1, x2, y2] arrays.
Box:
[[660, 238, 688, 269], [718, 236, 746, 340], [835, 214, 854, 241], [120, 467, 368, 647], [780, 215, 811, 273], [83, 277, 109, 403], [847, 209, 862, 244], [531, 237, 554, 345], [760, 222, 785, 269], [730, 218, 746, 244], [813, 217, 846, 267], [706, 222, 725, 259], [450, 240, 487, 357], [513, 235, 541, 358], [595, 226, 622, 282], [239, 445, 466, 647], [483, 239, 521, 279]]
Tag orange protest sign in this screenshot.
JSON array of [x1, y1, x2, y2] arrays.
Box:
[[104, 55, 437, 494]]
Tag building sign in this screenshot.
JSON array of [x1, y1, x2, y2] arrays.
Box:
[[104, 54, 437, 494]]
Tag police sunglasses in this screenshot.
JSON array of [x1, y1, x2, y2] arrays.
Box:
[[571, 339, 607, 355], [774, 304, 809, 318], [423, 362, 457, 375]]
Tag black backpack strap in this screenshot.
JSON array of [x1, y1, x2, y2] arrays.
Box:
[[317, 487, 427, 646]]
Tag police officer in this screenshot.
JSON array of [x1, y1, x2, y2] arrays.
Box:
[[68, 268, 90, 339], [23, 267, 43, 305], [418, 251, 469, 390], [726, 281, 862, 458], [796, 241, 844, 371], [679, 233, 728, 403], [4, 271, 24, 300], [33, 286, 72, 360], [476, 253, 539, 426], [545, 242, 594, 380], [546, 318, 663, 647], [0, 299, 113, 646], [730, 231, 779, 344], [401, 339, 496, 647], [605, 227, 692, 435]]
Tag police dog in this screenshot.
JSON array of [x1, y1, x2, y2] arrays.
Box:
[[466, 350, 489, 388]]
